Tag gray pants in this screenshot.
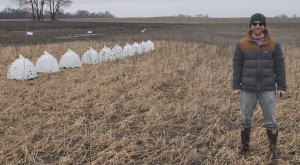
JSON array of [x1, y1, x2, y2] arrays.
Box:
[[240, 90, 279, 129]]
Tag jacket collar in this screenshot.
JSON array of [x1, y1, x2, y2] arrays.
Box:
[[247, 29, 271, 46]]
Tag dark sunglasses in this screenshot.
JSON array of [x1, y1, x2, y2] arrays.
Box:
[[252, 22, 264, 26]]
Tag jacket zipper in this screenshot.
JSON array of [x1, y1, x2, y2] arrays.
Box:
[[257, 45, 261, 92]]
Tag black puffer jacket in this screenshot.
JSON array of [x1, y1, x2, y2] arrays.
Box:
[[232, 30, 286, 92]]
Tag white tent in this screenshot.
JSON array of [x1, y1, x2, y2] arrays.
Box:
[[82, 47, 99, 64], [123, 43, 135, 57], [98, 46, 112, 62], [133, 42, 142, 55], [147, 39, 155, 51], [7, 55, 37, 80], [35, 51, 59, 73], [111, 44, 123, 60], [141, 41, 149, 53], [59, 49, 82, 68]]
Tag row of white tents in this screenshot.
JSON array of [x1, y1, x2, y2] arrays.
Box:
[[7, 40, 155, 80]]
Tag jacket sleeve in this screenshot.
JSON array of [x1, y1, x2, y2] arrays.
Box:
[[273, 42, 286, 91], [232, 42, 244, 90]]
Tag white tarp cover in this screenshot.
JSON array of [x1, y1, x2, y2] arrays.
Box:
[[111, 44, 123, 60], [133, 42, 142, 55], [123, 43, 135, 57], [141, 41, 149, 53], [82, 47, 99, 64], [59, 49, 82, 68], [7, 55, 37, 80], [35, 51, 59, 73], [98, 46, 112, 62], [147, 39, 155, 51]]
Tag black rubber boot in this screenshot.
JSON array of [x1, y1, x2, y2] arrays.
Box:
[[238, 127, 251, 154], [267, 130, 282, 160]]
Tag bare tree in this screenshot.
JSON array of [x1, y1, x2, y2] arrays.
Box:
[[11, 0, 46, 20], [32, 0, 47, 20], [32, 0, 41, 20], [39, 0, 46, 20], [46, 0, 73, 20], [11, 0, 35, 20]]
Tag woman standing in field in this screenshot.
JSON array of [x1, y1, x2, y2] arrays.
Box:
[[232, 13, 286, 160]]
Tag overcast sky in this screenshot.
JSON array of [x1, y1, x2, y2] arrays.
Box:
[[1, 0, 299, 18]]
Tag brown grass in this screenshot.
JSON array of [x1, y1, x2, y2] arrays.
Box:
[[0, 18, 300, 164], [1, 40, 300, 164]]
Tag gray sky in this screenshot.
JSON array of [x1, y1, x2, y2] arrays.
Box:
[[1, 0, 299, 18]]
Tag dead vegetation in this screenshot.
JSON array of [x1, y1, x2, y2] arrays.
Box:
[[0, 18, 300, 164]]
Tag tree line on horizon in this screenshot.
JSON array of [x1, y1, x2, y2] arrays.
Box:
[[2, 0, 115, 20], [275, 14, 298, 18], [172, 14, 209, 18], [172, 14, 298, 18], [0, 7, 116, 19]]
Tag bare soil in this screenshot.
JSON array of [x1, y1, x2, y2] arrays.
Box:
[[1, 18, 300, 47]]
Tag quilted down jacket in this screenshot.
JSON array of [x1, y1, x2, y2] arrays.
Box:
[[232, 30, 286, 92]]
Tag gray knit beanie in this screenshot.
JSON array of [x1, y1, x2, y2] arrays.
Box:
[[250, 13, 266, 27]]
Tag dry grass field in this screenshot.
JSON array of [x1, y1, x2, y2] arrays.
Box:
[[0, 17, 300, 164]]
